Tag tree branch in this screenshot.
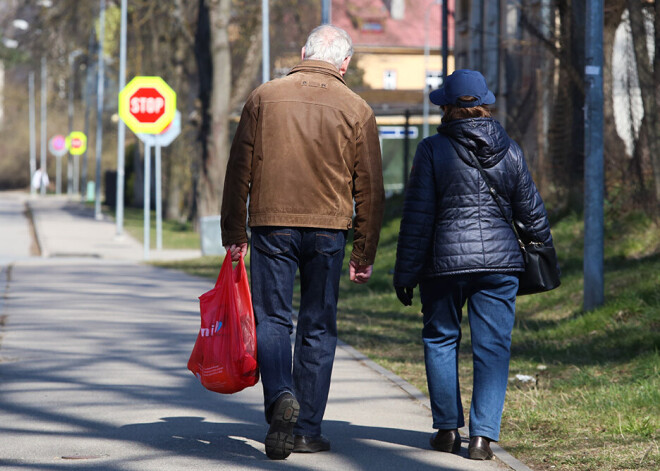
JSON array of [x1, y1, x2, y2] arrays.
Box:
[[230, 28, 262, 111]]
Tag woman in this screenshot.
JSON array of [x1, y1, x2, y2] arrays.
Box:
[[393, 69, 555, 460]]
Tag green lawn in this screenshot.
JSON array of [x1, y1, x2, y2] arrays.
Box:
[[115, 206, 201, 250], [153, 198, 660, 470]]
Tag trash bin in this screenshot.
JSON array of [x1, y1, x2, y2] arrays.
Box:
[[86, 181, 95, 202], [199, 215, 223, 255], [105, 170, 117, 207]]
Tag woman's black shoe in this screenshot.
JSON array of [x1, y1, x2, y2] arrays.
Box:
[[429, 429, 461, 453], [468, 436, 494, 460]]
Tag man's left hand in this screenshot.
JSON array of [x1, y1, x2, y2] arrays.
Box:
[[349, 260, 373, 284], [224, 243, 248, 262]]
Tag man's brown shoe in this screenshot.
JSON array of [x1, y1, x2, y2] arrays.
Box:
[[468, 436, 494, 460], [293, 434, 331, 453], [429, 429, 461, 453]]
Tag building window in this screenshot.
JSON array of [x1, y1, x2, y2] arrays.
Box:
[[383, 70, 397, 90], [361, 21, 384, 33], [426, 71, 443, 90]]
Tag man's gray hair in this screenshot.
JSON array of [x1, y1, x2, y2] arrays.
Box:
[[303, 25, 354, 69]]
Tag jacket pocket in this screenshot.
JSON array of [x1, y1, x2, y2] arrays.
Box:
[[253, 228, 292, 255], [315, 230, 345, 256]]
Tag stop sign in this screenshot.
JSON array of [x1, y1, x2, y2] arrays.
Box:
[[48, 134, 68, 158], [66, 132, 87, 155], [129, 88, 165, 123], [118, 76, 176, 134]]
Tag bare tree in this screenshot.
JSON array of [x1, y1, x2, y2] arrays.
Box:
[[627, 0, 660, 209], [195, 0, 318, 218]]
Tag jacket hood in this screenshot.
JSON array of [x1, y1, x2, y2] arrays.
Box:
[[438, 118, 510, 168], [288, 60, 346, 85]]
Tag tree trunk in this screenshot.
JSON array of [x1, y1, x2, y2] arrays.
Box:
[[165, 0, 195, 221], [653, 0, 660, 207], [629, 0, 660, 207], [229, 27, 262, 111], [196, 0, 232, 218], [603, 3, 627, 198], [548, 0, 584, 212]]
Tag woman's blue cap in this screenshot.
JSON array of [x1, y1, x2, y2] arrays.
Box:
[[429, 69, 496, 107]]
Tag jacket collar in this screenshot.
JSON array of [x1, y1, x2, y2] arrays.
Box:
[[287, 60, 346, 84]]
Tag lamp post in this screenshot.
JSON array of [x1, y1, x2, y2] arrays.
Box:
[[94, 0, 106, 220], [29, 72, 37, 195], [583, 0, 604, 310], [442, 0, 448, 83], [423, 0, 441, 139], [322, 0, 331, 24], [115, 0, 127, 235], [262, 0, 269, 83], [40, 56, 47, 196], [68, 50, 82, 196]]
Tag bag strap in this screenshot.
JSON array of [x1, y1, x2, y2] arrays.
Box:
[[448, 138, 525, 248], [215, 251, 235, 288]]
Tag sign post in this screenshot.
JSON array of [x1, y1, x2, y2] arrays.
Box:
[[66, 132, 87, 196], [48, 134, 68, 194], [138, 110, 182, 250], [118, 76, 176, 260]]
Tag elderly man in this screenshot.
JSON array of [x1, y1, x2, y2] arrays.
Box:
[[221, 24, 384, 460]]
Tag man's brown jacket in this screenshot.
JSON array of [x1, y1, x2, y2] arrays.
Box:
[[221, 60, 385, 265]]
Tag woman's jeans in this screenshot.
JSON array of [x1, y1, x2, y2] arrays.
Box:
[[250, 226, 346, 437], [419, 273, 518, 441]]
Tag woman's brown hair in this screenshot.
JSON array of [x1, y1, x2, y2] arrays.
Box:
[[441, 96, 492, 123]]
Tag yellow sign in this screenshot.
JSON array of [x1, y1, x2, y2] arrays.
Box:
[[118, 76, 177, 134], [66, 132, 87, 155]]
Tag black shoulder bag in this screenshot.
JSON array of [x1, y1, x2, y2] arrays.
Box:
[[454, 141, 561, 296]]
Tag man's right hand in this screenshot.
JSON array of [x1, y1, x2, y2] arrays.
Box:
[[224, 243, 248, 262]]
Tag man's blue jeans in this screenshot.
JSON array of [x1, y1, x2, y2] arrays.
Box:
[[419, 273, 518, 442], [250, 226, 346, 437]]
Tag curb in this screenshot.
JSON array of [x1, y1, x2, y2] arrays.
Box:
[[23, 201, 44, 257], [338, 340, 534, 471]]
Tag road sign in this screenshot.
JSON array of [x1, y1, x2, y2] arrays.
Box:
[[137, 110, 182, 147], [118, 76, 176, 135], [66, 132, 87, 155], [48, 134, 68, 158], [379, 126, 419, 139]]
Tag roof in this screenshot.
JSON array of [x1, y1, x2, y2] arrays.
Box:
[[332, 0, 455, 50]]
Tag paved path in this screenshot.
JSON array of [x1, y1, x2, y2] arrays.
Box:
[[0, 192, 530, 471], [28, 195, 202, 261], [0, 191, 35, 266]]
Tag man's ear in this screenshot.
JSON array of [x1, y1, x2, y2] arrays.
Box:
[[339, 56, 352, 76], [301, 46, 306, 61]]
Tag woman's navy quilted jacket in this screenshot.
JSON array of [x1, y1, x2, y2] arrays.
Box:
[[393, 117, 553, 288]]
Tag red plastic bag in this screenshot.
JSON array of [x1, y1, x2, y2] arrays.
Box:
[[187, 253, 259, 393]]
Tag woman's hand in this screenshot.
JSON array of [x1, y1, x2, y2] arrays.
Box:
[[395, 286, 414, 306]]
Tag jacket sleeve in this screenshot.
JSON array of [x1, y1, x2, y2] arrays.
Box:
[[509, 142, 554, 247], [221, 95, 257, 246], [351, 112, 385, 265], [393, 140, 436, 288]]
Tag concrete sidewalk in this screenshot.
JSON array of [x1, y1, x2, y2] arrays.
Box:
[[28, 195, 202, 262], [0, 193, 531, 471]]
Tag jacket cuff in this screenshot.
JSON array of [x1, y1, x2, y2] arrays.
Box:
[[350, 252, 373, 266], [221, 231, 248, 247], [393, 272, 417, 288]]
